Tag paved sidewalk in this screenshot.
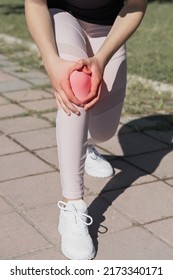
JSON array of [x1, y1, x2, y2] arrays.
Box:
[[0, 54, 173, 260]]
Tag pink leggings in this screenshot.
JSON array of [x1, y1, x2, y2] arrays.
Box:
[[50, 9, 127, 199]]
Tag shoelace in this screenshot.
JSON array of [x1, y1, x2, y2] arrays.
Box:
[[87, 145, 103, 160], [57, 201, 93, 226]]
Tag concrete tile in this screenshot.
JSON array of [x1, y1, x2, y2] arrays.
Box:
[[13, 70, 48, 80], [35, 147, 59, 169], [99, 132, 168, 156], [12, 127, 56, 150], [14, 247, 66, 260], [0, 212, 49, 259], [0, 151, 53, 182], [22, 99, 57, 112], [0, 55, 7, 60], [0, 60, 18, 68], [27, 77, 50, 86], [0, 196, 13, 214], [120, 115, 141, 126], [115, 123, 133, 134], [0, 103, 26, 118], [126, 149, 173, 180], [85, 195, 133, 238], [42, 112, 57, 123], [145, 129, 173, 147], [2, 89, 53, 102], [0, 96, 8, 105], [0, 79, 31, 93], [0, 135, 24, 155], [0, 71, 17, 82], [27, 204, 60, 245], [101, 181, 173, 224], [0, 116, 51, 134], [0, 173, 61, 209], [120, 114, 170, 131], [95, 227, 173, 259], [145, 218, 173, 247], [84, 159, 156, 196], [166, 178, 173, 187]]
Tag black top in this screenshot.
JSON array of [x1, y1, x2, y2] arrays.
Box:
[[47, 0, 124, 25]]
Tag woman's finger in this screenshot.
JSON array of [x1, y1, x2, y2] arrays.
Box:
[[83, 75, 101, 103], [84, 95, 100, 110], [61, 80, 83, 107], [59, 90, 81, 115]]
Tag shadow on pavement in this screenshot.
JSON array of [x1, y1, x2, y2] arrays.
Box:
[[88, 114, 173, 255]]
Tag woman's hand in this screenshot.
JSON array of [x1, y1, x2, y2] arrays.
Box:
[[45, 56, 83, 116], [76, 55, 105, 110]]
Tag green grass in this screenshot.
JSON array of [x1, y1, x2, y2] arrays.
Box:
[[127, 1, 173, 84], [0, 0, 30, 39], [0, 39, 41, 70], [123, 80, 173, 115]]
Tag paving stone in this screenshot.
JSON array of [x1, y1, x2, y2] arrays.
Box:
[[42, 112, 57, 123], [12, 127, 56, 150], [165, 178, 173, 187], [22, 99, 57, 112], [95, 227, 173, 260], [27, 77, 50, 86], [2, 89, 53, 102], [0, 152, 53, 182], [0, 96, 9, 105], [13, 70, 48, 80], [145, 129, 173, 147], [0, 103, 26, 118], [0, 79, 31, 93], [0, 60, 18, 68], [27, 204, 60, 245], [0, 134, 24, 155], [101, 181, 173, 224], [126, 149, 173, 180], [0, 196, 13, 214], [35, 147, 59, 169], [0, 71, 17, 82], [84, 195, 133, 238], [115, 123, 133, 134], [145, 218, 173, 247], [14, 247, 65, 260], [0, 116, 51, 134], [99, 132, 168, 156], [0, 212, 49, 259], [0, 55, 7, 60], [84, 158, 156, 196], [120, 115, 170, 131], [0, 173, 61, 209]]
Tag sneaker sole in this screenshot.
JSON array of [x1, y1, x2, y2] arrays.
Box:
[[85, 167, 114, 178], [58, 227, 96, 260], [61, 244, 96, 260]]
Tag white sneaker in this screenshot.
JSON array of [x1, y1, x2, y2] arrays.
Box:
[[85, 145, 114, 178], [58, 199, 95, 260]]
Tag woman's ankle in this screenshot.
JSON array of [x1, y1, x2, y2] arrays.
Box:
[[63, 197, 83, 203]]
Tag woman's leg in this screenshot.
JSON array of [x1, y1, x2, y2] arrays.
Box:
[[50, 9, 91, 200], [78, 21, 126, 177], [52, 12, 126, 199], [50, 9, 96, 260], [50, 12, 126, 260], [79, 21, 127, 143], [89, 53, 127, 143]]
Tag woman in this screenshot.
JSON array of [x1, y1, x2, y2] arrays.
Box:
[[25, 0, 148, 260]]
